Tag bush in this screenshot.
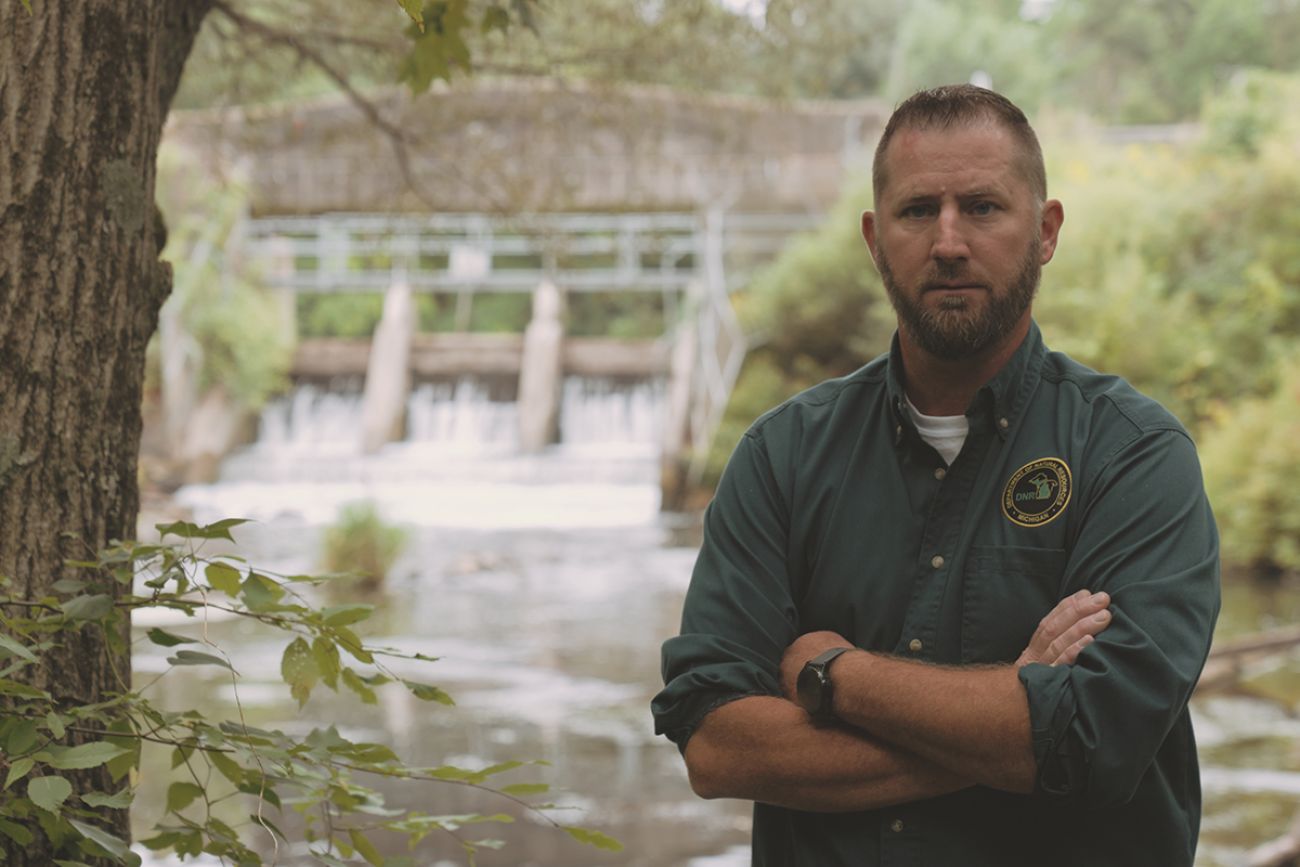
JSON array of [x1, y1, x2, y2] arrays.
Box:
[[155, 145, 294, 412], [709, 75, 1300, 573], [320, 501, 409, 590], [1200, 356, 1300, 574]]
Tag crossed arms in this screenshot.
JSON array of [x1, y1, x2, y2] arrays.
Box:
[[683, 590, 1112, 812]]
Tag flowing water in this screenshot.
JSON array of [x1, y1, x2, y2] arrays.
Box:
[[135, 377, 1300, 866]]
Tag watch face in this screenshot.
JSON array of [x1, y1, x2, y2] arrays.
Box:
[[796, 663, 824, 713]]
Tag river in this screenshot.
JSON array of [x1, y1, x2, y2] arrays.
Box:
[[133, 377, 1300, 866]]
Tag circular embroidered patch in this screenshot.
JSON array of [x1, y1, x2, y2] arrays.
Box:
[[1002, 457, 1072, 528]]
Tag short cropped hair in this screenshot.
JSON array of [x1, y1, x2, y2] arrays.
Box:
[[872, 85, 1047, 203]]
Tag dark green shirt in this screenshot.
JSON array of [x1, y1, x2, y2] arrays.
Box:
[[653, 322, 1220, 867]]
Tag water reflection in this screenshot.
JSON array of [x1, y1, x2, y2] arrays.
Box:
[[137, 380, 1300, 866]]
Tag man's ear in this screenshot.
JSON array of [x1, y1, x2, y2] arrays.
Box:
[[861, 210, 880, 267], [1039, 199, 1064, 265]]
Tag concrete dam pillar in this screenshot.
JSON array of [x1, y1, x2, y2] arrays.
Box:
[[518, 279, 565, 452], [361, 279, 415, 453]]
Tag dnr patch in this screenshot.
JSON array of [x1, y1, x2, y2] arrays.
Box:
[[1002, 457, 1072, 528]]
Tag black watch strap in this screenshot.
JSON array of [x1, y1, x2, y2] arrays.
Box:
[[797, 646, 853, 720]]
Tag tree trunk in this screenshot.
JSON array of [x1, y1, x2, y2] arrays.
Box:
[[0, 1, 210, 861]]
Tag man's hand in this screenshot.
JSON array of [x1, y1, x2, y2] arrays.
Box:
[[780, 630, 854, 700], [1016, 589, 1111, 668]]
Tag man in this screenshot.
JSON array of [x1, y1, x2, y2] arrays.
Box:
[[652, 85, 1220, 866]]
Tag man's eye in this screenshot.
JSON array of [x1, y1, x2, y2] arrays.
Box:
[[901, 205, 934, 219], [970, 201, 997, 216]]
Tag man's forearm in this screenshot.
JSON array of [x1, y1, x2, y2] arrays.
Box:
[[684, 695, 969, 812], [829, 652, 1036, 793]]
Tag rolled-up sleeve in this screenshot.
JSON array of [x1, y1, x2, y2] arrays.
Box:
[[652, 430, 800, 750], [1018, 429, 1220, 807]]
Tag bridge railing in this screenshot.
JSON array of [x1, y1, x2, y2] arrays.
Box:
[[243, 210, 822, 491]]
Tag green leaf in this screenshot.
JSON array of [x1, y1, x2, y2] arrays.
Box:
[[156, 518, 249, 542], [104, 720, 140, 782], [204, 562, 242, 596], [0, 633, 36, 663], [19, 0, 31, 15], [28, 775, 73, 813], [146, 627, 197, 647], [349, 829, 383, 866], [209, 749, 245, 786], [398, 0, 424, 31], [322, 603, 373, 626], [341, 667, 377, 704], [80, 788, 133, 809], [46, 741, 133, 770], [4, 757, 34, 789], [333, 626, 373, 663], [240, 572, 285, 611], [46, 710, 67, 739], [311, 637, 340, 689], [6, 719, 38, 754], [51, 578, 87, 594], [403, 680, 455, 705], [499, 782, 549, 796], [166, 781, 204, 813], [0, 678, 50, 699], [61, 594, 114, 621], [280, 637, 319, 707], [562, 826, 623, 852], [0, 817, 33, 845], [67, 817, 133, 862], [167, 649, 234, 670]]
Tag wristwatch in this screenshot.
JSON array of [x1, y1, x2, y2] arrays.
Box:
[[796, 646, 853, 721]]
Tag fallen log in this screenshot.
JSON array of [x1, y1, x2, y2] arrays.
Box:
[[1195, 625, 1300, 695]]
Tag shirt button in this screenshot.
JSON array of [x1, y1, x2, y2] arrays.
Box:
[[908, 638, 923, 652], [931, 554, 944, 569], [934, 467, 946, 481], [998, 417, 1010, 430], [890, 819, 904, 833]]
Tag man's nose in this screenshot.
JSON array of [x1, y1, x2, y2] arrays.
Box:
[[930, 207, 969, 260]]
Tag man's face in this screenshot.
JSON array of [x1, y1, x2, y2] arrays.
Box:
[[862, 122, 1063, 362]]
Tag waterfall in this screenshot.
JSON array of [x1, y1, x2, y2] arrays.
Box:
[[176, 375, 666, 527]]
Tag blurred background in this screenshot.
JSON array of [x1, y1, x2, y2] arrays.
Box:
[[136, 0, 1300, 864]]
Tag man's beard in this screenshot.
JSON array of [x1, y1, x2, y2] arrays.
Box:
[[878, 236, 1041, 361]]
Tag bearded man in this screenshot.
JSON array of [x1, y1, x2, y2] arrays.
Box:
[[652, 85, 1220, 867]]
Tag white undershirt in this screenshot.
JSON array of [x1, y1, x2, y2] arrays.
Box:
[[905, 396, 970, 466]]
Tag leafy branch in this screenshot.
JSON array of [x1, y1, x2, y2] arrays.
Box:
[[0, 519, 619, 865]]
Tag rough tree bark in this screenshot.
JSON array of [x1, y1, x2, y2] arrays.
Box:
[[0, 1, 211, 861]]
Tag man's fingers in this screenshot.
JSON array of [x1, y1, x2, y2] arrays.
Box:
[[1019, 590, 1112, 667], [1035, 591, 1109, 647], [1052, 634, 1095, 667], [1045, 608, 1111, 663]]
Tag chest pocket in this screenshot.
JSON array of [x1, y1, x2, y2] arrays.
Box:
[[961, 545, 1067, 664]]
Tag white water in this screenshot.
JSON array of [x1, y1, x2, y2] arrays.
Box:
[[177, 376, 666, 528], [152, 376, 1298, 867]]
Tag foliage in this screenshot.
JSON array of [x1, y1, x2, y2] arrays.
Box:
[[714, 80, 1300, 571], [0, 520, 616, 864], [321, 503, 409, 590], [154, 145, 293, 411], [176, 0, 541, 110], [176, 0, 1300, 126], [1200, 355, 1300, 574]]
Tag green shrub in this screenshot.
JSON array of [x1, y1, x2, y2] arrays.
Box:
[[155, 144, 293, 411], [320, 501, 409, 590], [1200, 356, 1300, 574]]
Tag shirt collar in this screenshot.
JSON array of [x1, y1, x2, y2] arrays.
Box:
[[886, 320, 1047, 441]]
